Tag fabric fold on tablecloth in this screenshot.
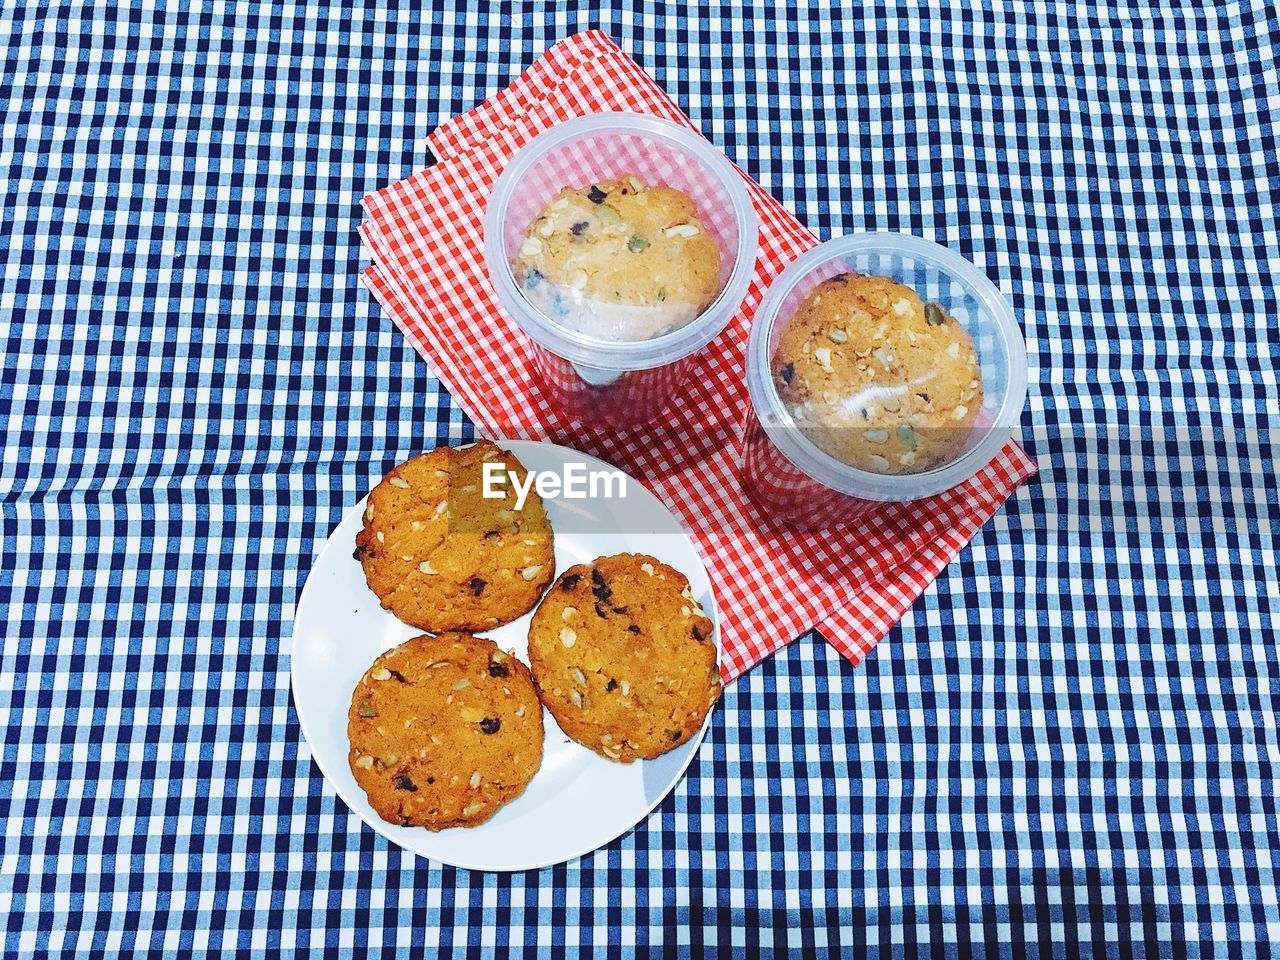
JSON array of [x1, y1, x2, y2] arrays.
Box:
[[359, 31, 1038, 682]]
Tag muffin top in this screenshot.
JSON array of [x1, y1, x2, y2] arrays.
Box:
[[771, 273, 983, 474], [511, 175, 722, 341]]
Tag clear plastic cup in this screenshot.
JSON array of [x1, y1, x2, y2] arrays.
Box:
[[484, 113, 757, 428], [740, 233, 1028, 528]]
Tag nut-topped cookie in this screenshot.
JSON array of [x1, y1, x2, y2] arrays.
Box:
[[347, 632, 544, 830], [354, 440, 555, 632], [771, 273, 984, 474], [527, 553, 722, 763], [512, 175, 722, 341]]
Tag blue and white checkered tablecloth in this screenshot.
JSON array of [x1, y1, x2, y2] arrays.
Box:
[[2, 2, 1277, 956]]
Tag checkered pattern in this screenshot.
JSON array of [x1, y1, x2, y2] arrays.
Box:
[[2, 3, 1278, 957], [360, 31, 1037, 681]]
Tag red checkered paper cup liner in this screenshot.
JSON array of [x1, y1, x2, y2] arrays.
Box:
[[359, 32, 1038, 683]]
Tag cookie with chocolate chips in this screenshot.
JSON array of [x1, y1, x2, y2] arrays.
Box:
[[353, 440, 555, 632], [347, 632, 544, 830], [526, 553, 722, 763]]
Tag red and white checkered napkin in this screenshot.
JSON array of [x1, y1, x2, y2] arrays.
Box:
[[359, 31, 1037, 683]]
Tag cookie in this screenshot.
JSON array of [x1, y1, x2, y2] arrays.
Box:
[[512, 175, 722, 341], [354, 440, 555, 632], [771, 273, 984, 474], [347, 632, 544, 830], [526, 553, 722, 763]]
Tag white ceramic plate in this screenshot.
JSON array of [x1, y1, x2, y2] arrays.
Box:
[[290, 440, 719, 871]]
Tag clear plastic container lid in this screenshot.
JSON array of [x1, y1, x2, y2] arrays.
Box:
[[484, 113, 758, 371], [745, 233, 1029, 502]]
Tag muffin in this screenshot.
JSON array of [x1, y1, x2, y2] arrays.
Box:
[[511, 175, 722, 341], [527, 553, 721, 763], [771, 272, 983, 473]]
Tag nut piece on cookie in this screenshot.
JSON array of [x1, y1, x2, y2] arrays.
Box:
[[527, 552, 722, 763], [353, 440, 555, 632], [347, 632, 544, 830]]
